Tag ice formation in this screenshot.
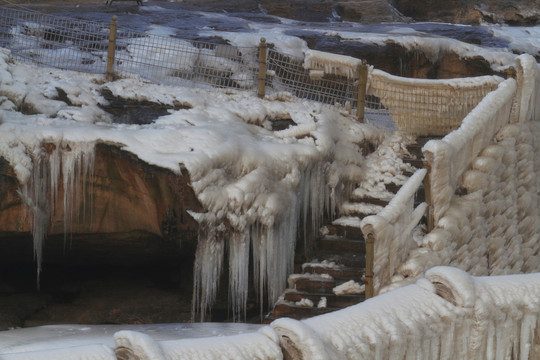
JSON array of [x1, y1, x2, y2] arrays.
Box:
[[303, 50, 362, 79], [19, 142, 95, 288], [0, 47, 379, 320], [364, 54, 540, 293]]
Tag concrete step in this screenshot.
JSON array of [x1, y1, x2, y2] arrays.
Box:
[[283, 289, 364, 308], [318, 235, 365, 254]]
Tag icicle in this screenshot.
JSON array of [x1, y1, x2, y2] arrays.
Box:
[[191, 215, 226, 322], [18, 141, 95, 289], [228, 229, 250, 321]]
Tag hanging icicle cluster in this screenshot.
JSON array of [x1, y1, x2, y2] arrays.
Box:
[[190, 160, 338, 321], [19, 141, 95, 288]]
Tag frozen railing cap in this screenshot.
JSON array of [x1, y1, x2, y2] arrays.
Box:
[[114, 328, 283, 360]]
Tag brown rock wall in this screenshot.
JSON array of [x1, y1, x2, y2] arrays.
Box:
[[0, 143, 202, 245]]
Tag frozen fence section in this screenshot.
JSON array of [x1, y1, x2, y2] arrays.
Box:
[[366, 69, 503, 136], [0, 7, 258, 89], [397, 54, 540, 283], [112, 26, 257, 89], [270, 267, 540, 359], [360, 169, 427, 294], [266, 48, 361, 109], [0, 7, 109, 74]]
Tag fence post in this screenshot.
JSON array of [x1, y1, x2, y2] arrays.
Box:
[[257, 38, 267, 98], [423, 160, 434, 232], [356, 61, 368, 122], [106, 16, 117, 81], [365, 232, 375, 299]]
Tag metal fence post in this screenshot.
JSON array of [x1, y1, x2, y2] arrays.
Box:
[[423, 160, 434, 232], [106, 16, 117, 81], [365, 232, 375, 299], [356, 61, 368, 122], [257, 38, 267, 98]]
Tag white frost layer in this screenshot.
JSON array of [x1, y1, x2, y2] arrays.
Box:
[[303, 49, 362, 79], [114, 328, 282, 360], [0, 323, 264, 354], [332, 280, 364, 295], [0, 345, 116, 360]]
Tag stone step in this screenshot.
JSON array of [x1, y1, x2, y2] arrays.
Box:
[[270, 300, 339, 320], [403, 158, 424, 168], [385, 182, 402, 194], [289, 274, 339, 295], [302, 262, 364, 281], [349, 194, 390, 207], [283, 289, 364, 309], [339, 201, 384, 218], [318, 235, 365, 254], [323, 221, 364, 240], [314, 253, 366, 268]]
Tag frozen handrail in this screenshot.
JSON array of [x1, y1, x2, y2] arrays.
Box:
[[361, 168, 427, 294], [271, 267, 540, 359]]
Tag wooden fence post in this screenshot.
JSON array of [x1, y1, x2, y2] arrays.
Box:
[[106, 16, 117, 81], [356, 61, 368, 122], [423, 160, 434, 232], [365, 232, 375, 299], [257, 38, 267, 98]]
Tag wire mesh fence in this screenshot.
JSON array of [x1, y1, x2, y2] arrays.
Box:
[[0, 6, 109, 74], [112, 26, 258, 89], [367, 70, 503, 135], [0, 5, 504, 135]]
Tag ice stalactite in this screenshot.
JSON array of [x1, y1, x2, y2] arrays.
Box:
[[191, 158, 340, 322], [191, 214, 226, 322], [19, 141, 95, 288]]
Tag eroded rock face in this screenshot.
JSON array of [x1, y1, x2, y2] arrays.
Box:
[[0, 143, 201, 242], [0, 144, 204, 328], [392, 0, 540, 25]]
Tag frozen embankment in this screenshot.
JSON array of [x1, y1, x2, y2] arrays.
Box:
[[1, 267, 540, 359], [0, 47, 385, 321]]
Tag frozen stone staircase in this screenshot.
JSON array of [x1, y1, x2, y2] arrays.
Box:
[[266, 135, 433, 322]]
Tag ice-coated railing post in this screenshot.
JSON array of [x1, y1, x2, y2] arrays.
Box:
[[257, 38, 267, 98], [106, 16, 117, 82], [356, 61, 368, 122], [423, 160, 434, 232], [365, 232, 375, 299], [505, 66, 516, 79]]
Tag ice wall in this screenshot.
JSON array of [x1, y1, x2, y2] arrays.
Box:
[[188, 107, 372, 321]]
